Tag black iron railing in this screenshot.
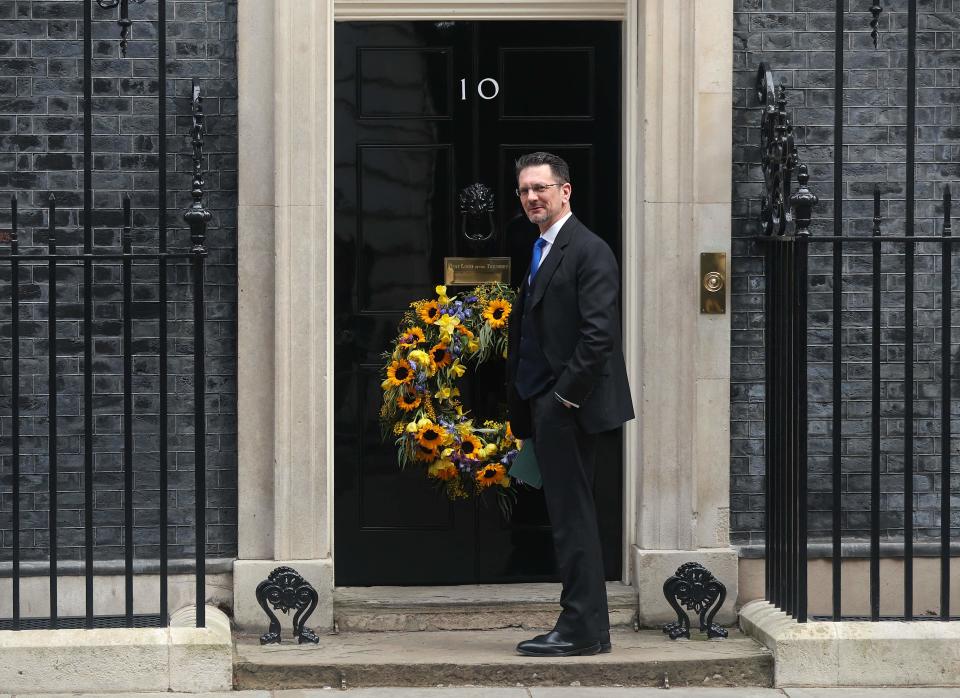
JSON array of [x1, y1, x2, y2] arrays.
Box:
[[0, 0, 209, 630], [757, 54, 956, 623], [757, 61, 814, 621]]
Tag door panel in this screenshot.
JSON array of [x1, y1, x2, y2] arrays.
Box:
[[498, 48, 595, 119], [357, 145, 454, 311], [335, 21, 622, 586]]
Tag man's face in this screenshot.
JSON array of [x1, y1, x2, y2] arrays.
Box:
[[517, 164, 571, 229]]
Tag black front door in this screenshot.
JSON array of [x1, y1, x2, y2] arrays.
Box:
[[333, 21, 623, 585]]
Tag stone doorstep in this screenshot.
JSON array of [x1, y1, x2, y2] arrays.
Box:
[[739, 600, 960, 688], [0, 605, 232, 695], [333, 582, 638, 632], [232, 627, 773, 690]]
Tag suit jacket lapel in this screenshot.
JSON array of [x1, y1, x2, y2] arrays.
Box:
[[528, 214, 576, 310]]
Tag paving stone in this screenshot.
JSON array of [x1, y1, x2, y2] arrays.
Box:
[[275, 690, 527, 698], [530, 690, 784, 697], [784, 690, 960, 698]]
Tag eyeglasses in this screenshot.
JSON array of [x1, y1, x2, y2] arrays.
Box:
[[515, 183, 563, 198]]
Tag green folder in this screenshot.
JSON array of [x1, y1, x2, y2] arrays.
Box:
[[509, 439, 542, 489]]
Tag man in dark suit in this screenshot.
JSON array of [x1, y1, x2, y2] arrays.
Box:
[[507, 152, 634, 657]]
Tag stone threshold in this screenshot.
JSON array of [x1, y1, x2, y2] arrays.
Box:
[[739, 600, 960, 687], [233, 627, 773, 690], [333, 582, 638, 632]]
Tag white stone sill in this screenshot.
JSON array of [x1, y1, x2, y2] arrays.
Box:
[[0, 605, 231, 695], [739, 600, 960, 688]]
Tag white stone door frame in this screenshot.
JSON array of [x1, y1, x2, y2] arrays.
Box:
[[234, 0, 735, 630]]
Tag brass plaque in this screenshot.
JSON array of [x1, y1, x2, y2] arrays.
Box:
[[444, 257, 511, 286], [700, 252, 726, 314]]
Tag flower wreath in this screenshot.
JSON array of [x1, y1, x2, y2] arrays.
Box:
[[379, 282, 520, 510]]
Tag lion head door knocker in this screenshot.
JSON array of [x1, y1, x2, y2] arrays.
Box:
[[459, 183, 497, 247]]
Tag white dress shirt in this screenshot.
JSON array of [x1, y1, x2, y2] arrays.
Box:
[[531, 210, 572, 281]]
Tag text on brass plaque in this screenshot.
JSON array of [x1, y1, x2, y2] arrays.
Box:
[[444, 257, 511, 286]]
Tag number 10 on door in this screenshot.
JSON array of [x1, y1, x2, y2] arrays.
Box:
[[460, 78, 500, 100]]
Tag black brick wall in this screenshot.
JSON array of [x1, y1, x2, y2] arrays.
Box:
[[0, 0, 237, 563], [732, 0, 960, 545]]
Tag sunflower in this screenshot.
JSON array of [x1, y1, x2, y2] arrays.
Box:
[[415, 421, 447, 450], [396, 391, 422, 412], [458, 433, 483, 460], [418, 300, 441, 325], [398, 327, 426, 348], [413, 444, 439, 462], [385, 359, 414, 387], [428, 459, 458, 481], [482, 299, 511, 329], [475, 463, 508, 488], [429, 343, 453, 369]]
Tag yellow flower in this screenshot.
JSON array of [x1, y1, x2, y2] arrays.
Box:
[[459, 434, 483, 460], [398, 327, 426, 348], [428, 459, 458, 481], [406, 420, 419, 433], [413, 444, 439, 462], [429, 343, 453, 369], [435, 285, 449, 304], [475, 463, 508, 488], [397, 391, 422, 412], [416, 421, 448, 450], [482, 299, 511, 329], [408, 349, 436, 376], [392, 422, 405, 435], [450, 359, 466, 378], [418, 300, 441, 325], [482, 443, 498, 458], [434, 385, 461, 402], [435, 314, 460, 343], [466, 339, 480, 354], [384, 359, 413, 387]]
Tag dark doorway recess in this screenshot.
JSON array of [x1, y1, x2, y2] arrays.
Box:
[[334, 21, 623, 585]]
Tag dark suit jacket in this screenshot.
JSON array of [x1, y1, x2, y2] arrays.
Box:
[[507, 214, 635, 438]]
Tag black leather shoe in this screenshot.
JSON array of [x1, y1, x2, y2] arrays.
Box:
[[516, 631, 601, 657], [599, 640, 612, 653]]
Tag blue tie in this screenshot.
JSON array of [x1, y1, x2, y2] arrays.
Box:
[[529, 237, 548, 283]]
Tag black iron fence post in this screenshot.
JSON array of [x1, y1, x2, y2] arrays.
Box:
[[10, 196, 20, 631], [757, 66, 815, 623], [47, 194, 58, 628], [184, 82, 211, 629]]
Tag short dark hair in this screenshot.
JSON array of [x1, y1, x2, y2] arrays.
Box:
[[515, 152, 570, 184]]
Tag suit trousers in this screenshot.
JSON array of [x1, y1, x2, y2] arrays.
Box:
[[531, 390, 609, 642]]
